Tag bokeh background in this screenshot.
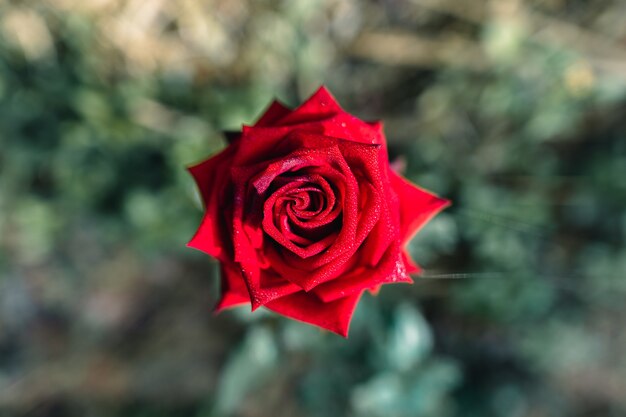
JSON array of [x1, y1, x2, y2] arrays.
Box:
[[1, 0, 626, 416]]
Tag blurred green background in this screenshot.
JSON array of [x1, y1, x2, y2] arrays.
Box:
[[1, 0, 625, 416]]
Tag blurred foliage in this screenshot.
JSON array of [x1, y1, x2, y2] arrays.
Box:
[[1, 0, 626, 416]]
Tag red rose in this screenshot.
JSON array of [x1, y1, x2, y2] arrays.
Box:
[[188, 87, 449, 336]]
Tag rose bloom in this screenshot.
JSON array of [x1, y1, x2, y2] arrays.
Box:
[[188, 87, 449, 336]]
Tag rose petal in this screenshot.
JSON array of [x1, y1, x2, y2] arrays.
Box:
[[264, 290, 364, 337], [317, 113, 385, 145], [275, 87, 385, 145], [350, 149, 399, 267], [401, 250, 422, 274], [283, 177, 339, 229], [234, 109, 384, 166], [232, 126, 291, 166], [223, 101, 291, 144], [252, 148, 335, 194], [277, 86, 342, 124], [389, 170, 451, 245], [187, 145, 237, 260], [263, 200, 337, 259], [214, 261, 251, 312], [254, 99, 292, 127], [313, 246, 412, 303], [263, 174, 345, 237], [242, 267, 302, 311]]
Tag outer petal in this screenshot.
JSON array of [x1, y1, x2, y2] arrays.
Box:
[[232, 116, 383, 167], [187, 145, 237, 259], [214, 262, 251, 312], [317, 114, 385, 145], [276, 86, 384, 145], [215, 261, 303, 313], [364, 120, 386, 146], [313, 247, 412, 303], [255, 99, 292, 127], [222, 100, 291, 144], [277, 86, 342, 124], [264, 290, 364, 337], [401, 250, 422, 274], [242, 267, 302, 311], [233, 126, 292, 166], [389, 170, 450, 245]]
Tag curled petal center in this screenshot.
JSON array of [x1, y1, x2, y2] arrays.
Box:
[[262, 174, 342, 258]]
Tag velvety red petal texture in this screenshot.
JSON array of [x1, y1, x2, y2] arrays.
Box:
[[188, 86, 450, 337], [264, 290, 363, 337]]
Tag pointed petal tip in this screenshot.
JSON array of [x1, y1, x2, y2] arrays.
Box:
[[269, 98, 290, 110], [246, 287, 275, 312], [254, 99, 292, 127], [308, 85, 342, 108], [438, 197, 452, 209], [186, 237, 201, 251], [391, 171, 452, 244], [401, 250, 423, 274], [423, 195, 452, 224], [314, 85, 331, 95], [186, 151, 221, 174], [186, 234, 222, 258], [333, 306, 357, 338], [337, 325, 350, 338], [185, 159, 204, 177], [263, 290, 360, 338], [316, 317, 351, 338]]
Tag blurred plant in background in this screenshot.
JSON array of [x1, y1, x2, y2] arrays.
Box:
[[0, 0, 625, 416]]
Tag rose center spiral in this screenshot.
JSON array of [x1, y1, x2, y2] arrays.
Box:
[[262, 173, 342, 255]]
